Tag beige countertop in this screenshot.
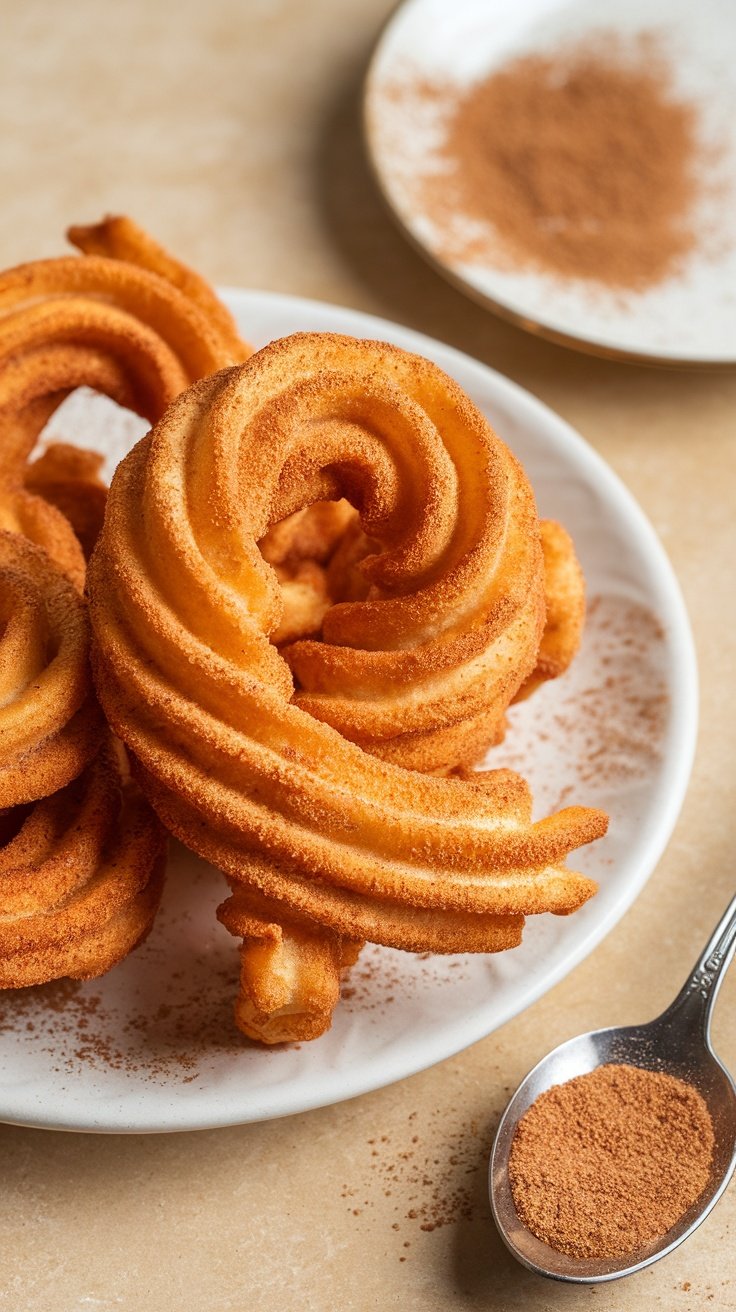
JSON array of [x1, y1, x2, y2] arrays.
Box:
[[1, 1, 735, 1308]]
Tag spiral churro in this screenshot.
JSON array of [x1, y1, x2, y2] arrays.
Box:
[[0, 215, 249, 582], [0, 531, 101, 808], [89, 332, 607, 1042], [0, 741, 165, 989], [0, 218, 229, 989], [0, 529, 165, 988]]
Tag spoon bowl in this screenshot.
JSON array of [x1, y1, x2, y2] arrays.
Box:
[[489, 894, 736, 1283]]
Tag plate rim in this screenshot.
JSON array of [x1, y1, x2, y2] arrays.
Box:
[[0, 287, 699, 1133], [363, 0, 736, 370]]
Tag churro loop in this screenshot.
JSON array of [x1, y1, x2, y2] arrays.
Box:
[[0, 217, 249, 580], [266, 506, 586, 767], [68, 214, 248, 364], [89, 334, 607, 1005], [0, 531, 102, 808], [0, 741, 166, 988], [514, 518, 585, 703], [25, 442, 108, 560]]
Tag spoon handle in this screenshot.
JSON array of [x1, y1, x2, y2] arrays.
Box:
[[660, 892, 736, 1042]]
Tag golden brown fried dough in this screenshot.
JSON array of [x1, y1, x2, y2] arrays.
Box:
[[514, 519, 586, 703], [0, 741, 166, 988], [0, 217, 256, 993], [269, 508, 587, 759], [25, 442, 107, 560], [0, 531, 102, 807], [89, 332, 607, 1043], [218, 885, 362, 1044], [67, 214, 249, 364], [0, 216, 249, 581]]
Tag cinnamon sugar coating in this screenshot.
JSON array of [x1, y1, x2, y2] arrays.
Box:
[[0, 526, 166, 990], [0, 214, 249, 585], [0, 531, 102, 807], [0, 741, 166, 989], [219, 886, 362, 1044], [270, 507, 585, 767], [0, 218, 221, 988], [89, 331, 607, 1043], [24, 442, 108, 561]]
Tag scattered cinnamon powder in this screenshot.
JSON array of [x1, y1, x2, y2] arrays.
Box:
[[509, 1063, 715, 1259], [409, 34, 709, 290], [341, 949, 469, 1014], [0, 966, 244, 1080], [342, 1106, 489, 1248], [493, 596, 668, 813]]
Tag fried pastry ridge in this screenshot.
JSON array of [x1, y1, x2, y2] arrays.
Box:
[[514, 518, 585, 704], [89, 332, 608, 1043], [67, 215, 249, 365], [269, 505, 587, 764], [0, 741, 166, 989], [25, 442, 108, 560], [0, 529, 166, 988], [0, 216, 249, 582], [0, 531, 102, 807], [218, 885, 362, 1044], [0, 217, 259, 992]]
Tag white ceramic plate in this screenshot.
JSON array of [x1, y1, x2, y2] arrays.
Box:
[[365, 0, 736, 365], [0, 291, 697, 1134]]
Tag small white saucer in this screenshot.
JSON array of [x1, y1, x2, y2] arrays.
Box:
[[364, 0, 736, 366]]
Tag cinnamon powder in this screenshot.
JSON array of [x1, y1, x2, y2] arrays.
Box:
[[509, 1063, 715, 1259], [416, 36, 704, 290]]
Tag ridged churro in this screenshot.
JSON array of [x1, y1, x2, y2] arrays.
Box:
[[89, 332, 607, 1042]]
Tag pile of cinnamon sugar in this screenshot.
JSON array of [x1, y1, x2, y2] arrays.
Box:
[[414, 35, 707, 290], [509, 1063, 715, 1259]]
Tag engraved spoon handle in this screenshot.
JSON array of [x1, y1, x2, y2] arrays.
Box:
[[660, 893, 736, 1042]]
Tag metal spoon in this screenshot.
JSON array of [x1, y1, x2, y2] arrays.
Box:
[[489, 893, 736, 1283]]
